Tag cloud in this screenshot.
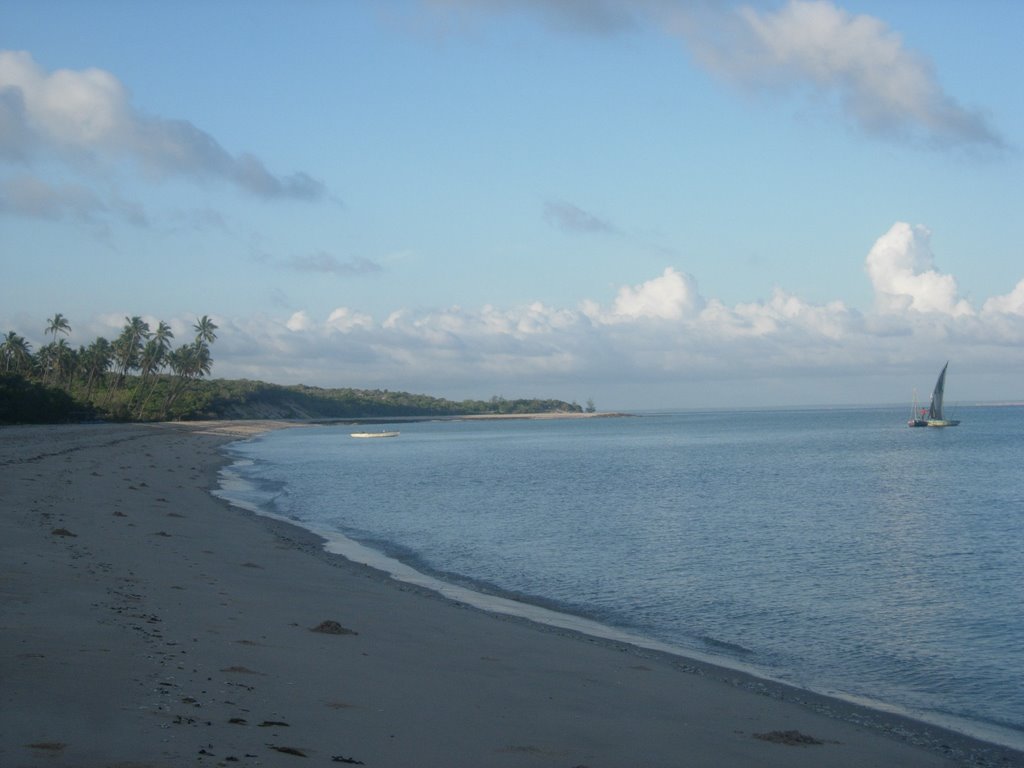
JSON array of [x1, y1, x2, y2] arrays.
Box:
[[587, 267, 703, 322], [0, 84, 35, 160], [186, 219, 1022, 403], [983, 279, 1024, 316], [0, 174, 104, 221], [0, 50, 326, 199], [286, 310, 314, 332], [676, 0, 1002, 148], [865, 222, 973, 316], [286, 252, 383, 276], [0, 173, 151, 230], [431, 1, 1002, 149], [326, 307, 374, 332], [543, 200, 616, 234]]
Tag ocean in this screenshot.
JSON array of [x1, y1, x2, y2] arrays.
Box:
[[215, 406, 1024, 749]]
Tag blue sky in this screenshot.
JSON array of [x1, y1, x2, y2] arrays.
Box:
[[2, 0, 1023, 409]]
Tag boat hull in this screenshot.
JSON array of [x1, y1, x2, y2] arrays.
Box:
[[350, 431, 400, 438]]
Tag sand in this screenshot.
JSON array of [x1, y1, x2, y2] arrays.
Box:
[[1, 422, 1020, 768]]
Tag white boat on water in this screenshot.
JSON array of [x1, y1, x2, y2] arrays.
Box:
[[350, 430, 400, 438], [908, 362, 960, 428]]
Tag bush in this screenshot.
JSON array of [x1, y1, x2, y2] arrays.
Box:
[[0, 374, 80, 424]]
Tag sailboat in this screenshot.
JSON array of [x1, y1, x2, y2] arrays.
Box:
[[908, 362, 960, 428]]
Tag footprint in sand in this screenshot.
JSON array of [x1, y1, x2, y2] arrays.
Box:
[[25, 743, 67, 754], [268, 745, 306, 757], [754, 730, 825, 746], [221, 666, 264, 675]]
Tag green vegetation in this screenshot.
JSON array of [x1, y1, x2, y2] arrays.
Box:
[[1, 314, 584, 424], [191, 382, 582, 421], [2, 313, 220, 423]]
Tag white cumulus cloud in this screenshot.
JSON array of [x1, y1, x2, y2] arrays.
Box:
[[326, 308, 374, 333], [983, 279, 1024, 316], [204, 219, 1022, 400], [865, 222, 973, 316], [286, 311, 313, 332], [596, 267, 703, 323]]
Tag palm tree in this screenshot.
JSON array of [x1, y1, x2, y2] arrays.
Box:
[[130, 321, 174, 417], [105, 316, 150, 406], [162, 319, 216, 419], [45, 313, 71, 343], [42, 313, 71, 384], [153, 320, 175, 352], [1, 331, 33, 374], [79, 337, 112, 401], [193, 340, 213, 379], [162, 344, 197, 418], [194, 315, 218, 346], [35, 342, 54, 379], [51, 338, 74, 389], [135, 325, 177, 421]]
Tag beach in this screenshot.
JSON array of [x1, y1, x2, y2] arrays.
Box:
[[1, 422, 1019, 768]]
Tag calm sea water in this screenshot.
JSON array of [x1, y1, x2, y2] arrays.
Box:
[[217, 406, 1024, 747]]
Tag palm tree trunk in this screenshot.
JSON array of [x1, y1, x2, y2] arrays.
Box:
[[137, 376, 165, 420]]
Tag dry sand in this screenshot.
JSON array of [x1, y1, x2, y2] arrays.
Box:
[[1, 422, 1020, 768]]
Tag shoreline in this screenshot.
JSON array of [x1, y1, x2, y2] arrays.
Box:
[[2, 422, 1021, 767], [311, 410, 634, 426], [218, 476, 1024, 755]]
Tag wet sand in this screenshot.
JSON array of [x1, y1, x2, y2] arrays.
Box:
[[1, 422, 1019, 767]]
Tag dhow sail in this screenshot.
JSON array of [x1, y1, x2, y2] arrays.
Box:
[[928, 362, 949, 421]]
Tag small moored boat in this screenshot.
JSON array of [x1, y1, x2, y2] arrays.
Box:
[[350, 430, 400, 439]]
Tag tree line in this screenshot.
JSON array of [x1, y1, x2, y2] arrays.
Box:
[[195, 382, 586, 420], [1, 313, 218, 422], [2, 313, 592, 424]]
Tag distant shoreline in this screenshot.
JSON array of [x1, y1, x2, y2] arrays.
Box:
[[456, 410, 633, 420], [310, 410, 633, 426]]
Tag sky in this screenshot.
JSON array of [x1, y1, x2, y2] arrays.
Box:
[[2, 0, 1023, 410]]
